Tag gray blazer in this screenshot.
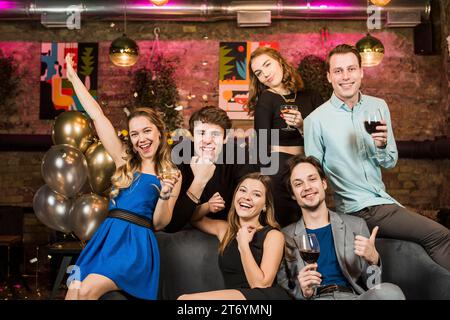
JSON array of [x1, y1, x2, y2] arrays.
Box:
[[277, 210, 382, 299]]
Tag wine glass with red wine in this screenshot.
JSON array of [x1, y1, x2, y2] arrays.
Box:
[[364, 109, 383, 135], [299, 233, 320, 289], [299, 233, 320, 265], [364, 108, 384, 158]]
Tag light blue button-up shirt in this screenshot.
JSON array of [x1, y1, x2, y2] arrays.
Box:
[[304, 92, 401, 214]]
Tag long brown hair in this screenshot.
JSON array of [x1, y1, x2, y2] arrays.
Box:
[[219, 172, 280, 255], [246, 47, 304, 116], [110, 107, 174, 200]]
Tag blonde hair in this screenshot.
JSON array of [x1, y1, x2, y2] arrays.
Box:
[[246, 47, 304, 116], [109, 107, 174, 200], [219, 172, 280, 255]]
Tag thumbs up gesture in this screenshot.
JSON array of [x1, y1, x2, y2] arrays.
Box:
[[354, 226, 380, 265]]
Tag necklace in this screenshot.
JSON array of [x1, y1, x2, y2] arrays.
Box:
[[270, 89, 297, 103], [280, 91, 297, 103]]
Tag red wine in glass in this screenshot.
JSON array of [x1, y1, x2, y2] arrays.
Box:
[[364, 108, 384, 134], [364, 120, 382, 134], [299, 250, 320, 264], [299, 233, 320, 265]]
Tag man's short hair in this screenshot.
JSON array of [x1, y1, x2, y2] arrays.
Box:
[[284, 155, 326, 196], [326, 44, 362, 71], [188, 106, 232, 135]]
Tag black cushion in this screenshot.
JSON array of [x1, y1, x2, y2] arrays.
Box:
[[157, 228, 225, 300]]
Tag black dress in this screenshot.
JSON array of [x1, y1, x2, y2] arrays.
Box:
[[253, 89, 323, 227], [218, 225, 291, 300]]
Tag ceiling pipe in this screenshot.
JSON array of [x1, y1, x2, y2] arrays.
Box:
[[0, 0, 430, 22]]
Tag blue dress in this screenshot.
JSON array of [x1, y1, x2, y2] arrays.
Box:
[[73, 173, 161, 300]]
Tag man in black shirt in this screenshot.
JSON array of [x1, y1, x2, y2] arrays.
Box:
[[165, 106, 258, 232]]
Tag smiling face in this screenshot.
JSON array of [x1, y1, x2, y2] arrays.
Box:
[[192, 121, 226, 162], [290, 162, 327, 211], [327, 52, 363, 107], [234, 178, 267, 220], [250, 53, 284, 92], [128, 116, 161, 160]]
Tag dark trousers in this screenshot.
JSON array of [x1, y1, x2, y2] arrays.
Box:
[[353, 204, 450, 271], [268, 152, 301, 228]]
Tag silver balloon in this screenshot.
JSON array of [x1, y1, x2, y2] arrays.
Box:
[[52, 111, 94, 153], [84, 141, 116, 195], [69, 193, 109, 241], [41, 144, 88, 198], [33, 185, 72, 233]]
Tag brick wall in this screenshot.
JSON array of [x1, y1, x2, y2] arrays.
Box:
[[0, 17, 449, 246]]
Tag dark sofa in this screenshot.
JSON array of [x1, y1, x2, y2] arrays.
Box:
[[102, 228, 450, 300]]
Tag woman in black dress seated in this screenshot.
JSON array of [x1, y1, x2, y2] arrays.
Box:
[[178, 172, 290, 300]]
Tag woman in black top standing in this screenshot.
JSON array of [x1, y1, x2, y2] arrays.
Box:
[[248, 47, 323, 227]]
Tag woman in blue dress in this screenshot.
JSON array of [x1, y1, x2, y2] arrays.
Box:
[[64, 54, 182, 300]]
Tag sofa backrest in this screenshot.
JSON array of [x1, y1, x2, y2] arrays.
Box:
[[101, 229, 450, 300], [375, 238, 450, 300], [157, 228, 225, 300]]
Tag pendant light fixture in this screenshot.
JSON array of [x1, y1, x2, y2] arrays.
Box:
[[370, 0, 391, 6], [109, 0, 139, 67], [356, 33, 385, 67], [356, 0, 385, 67], [150, 0, 169, 5]]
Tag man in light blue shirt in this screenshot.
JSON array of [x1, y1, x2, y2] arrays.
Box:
[[304, 44, 450, 271]]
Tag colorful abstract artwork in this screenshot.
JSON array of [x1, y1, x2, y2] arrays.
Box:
[[219, 41, 279, 120], [40, 42, 98, 119]]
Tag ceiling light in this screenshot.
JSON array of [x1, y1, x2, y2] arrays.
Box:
[[356, 33, 385, 67], [370, 0, 391, 6], [109, 0, 139, 67], [150, 0, 169, 6]]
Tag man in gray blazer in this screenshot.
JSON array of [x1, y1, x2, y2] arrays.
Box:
[[277, 155, 404, 300]]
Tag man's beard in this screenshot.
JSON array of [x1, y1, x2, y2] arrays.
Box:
[[299, 196, 325, 212]]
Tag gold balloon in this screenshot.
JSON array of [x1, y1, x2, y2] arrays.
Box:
[[41, 144, 89, 198], [33, 184, 72, 233], [52, 111, 94, 153], [85, 141, 116, 195], [69, 193, 109, 241]]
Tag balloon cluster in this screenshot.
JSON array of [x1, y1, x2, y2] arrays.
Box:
[[33, 111, 116, 241]]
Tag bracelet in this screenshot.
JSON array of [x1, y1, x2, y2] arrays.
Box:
[[159, 192, 171, 200], [186, 190, 200, 204]]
